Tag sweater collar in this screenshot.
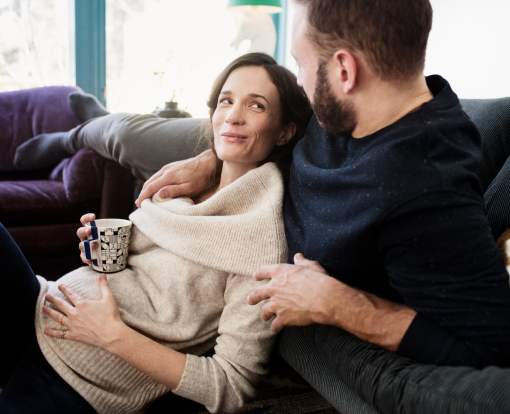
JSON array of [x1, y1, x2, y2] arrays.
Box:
[[130, 162, 288, 276]]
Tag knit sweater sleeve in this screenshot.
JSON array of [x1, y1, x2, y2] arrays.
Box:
[[172, 273, 276, 413], [377, 190, 510, 367]]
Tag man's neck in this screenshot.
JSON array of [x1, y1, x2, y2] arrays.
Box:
[[351, 75, 433, 138]]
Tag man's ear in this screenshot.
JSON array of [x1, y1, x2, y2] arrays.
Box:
[[332, 49, 357, 94], [277, 122, 297, 146]]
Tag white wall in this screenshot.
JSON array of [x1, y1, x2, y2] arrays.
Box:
[[426, 0, 510, 99], [284, 0, 510, 99]]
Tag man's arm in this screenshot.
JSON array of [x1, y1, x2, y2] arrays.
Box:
[[250, 192, 510, 367], [247, 253, 416, 352], [135, 149, 219, 207]]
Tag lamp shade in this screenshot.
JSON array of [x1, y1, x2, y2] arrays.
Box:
[[227, 0, 283, 14]]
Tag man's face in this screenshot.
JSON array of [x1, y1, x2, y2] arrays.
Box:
[[291, 4, 317, 103], [291, 4, 357, 137]]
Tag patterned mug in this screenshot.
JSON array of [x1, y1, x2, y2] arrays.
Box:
[[84, 219, 132, 273]]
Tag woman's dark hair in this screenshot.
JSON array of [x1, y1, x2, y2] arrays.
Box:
[[204, 52, 312, 181]]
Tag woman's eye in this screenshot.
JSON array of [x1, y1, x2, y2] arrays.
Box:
[[251, 102, 264, 109], [219, 98, 232, 105]]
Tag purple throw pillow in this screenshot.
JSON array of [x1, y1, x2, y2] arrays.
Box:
[[0, 86, 83, 171]]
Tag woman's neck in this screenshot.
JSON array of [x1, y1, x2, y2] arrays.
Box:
[[192, 161, 258, 204], [217, 161, 258, 192]]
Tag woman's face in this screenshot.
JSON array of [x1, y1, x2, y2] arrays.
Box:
[[212, 66, 291, 168]]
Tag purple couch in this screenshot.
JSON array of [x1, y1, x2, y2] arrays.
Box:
[[0, 86, 136, 279]]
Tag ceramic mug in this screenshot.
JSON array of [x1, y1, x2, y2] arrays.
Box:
[[84, 219, 132, 273]]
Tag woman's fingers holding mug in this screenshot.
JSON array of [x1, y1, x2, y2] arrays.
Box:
[[79, 241, 93, 264], [77, 213, 96, 242], [79, 240, 97, 252], [77, 226, 92, 242], [80, 213, 96, 226]]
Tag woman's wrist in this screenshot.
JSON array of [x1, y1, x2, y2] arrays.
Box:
[[103, 320, 133, 355], [103, 322, 187, 390]]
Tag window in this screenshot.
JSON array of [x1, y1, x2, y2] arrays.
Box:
[[105, 0, 244, 117], [0, 0, 71, 91]]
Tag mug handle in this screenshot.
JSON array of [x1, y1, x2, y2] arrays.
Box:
[[84, 225, 101, 267]]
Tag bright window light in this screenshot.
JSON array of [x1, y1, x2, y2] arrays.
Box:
[[0, 0, 71, 91], [106, 0, 247, 118]]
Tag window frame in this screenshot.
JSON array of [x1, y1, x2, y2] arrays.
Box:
[[73, 0, 286, 107]]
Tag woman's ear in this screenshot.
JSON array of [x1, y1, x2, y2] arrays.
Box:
[[276, 122, 297, 146]]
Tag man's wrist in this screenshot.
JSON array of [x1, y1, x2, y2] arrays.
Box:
[[314, 276, 350, 326], [324, 279, 416, 351]]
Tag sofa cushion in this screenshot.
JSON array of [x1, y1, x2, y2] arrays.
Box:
[[0, 86, 82, 172], [0, 179, 100, 226], [460, 97, 510, 192], [61, 148, 106, 203]]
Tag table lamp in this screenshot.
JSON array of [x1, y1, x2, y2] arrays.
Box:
[[227, 0, 283, 14]]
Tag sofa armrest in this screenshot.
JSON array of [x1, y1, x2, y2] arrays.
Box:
[[50, 148, 135, 218]]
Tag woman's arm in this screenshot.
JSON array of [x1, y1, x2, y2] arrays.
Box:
[[43, 273, 275, 412], [43, 274, 186, 390]]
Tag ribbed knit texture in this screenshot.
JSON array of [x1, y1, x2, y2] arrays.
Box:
[[34, 162, 288, 414]]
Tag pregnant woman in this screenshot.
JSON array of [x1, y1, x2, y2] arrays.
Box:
[[0, 53, 311, 414]]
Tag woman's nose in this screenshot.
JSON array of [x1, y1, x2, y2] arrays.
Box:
[[225, 105, 245, 125]]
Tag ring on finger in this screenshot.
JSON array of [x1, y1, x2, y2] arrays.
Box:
[[60, 314, 66, 326], [61, 330, 67, 339]]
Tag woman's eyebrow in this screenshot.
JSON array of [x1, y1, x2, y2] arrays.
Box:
[[219, 91, 270, 105], [249, 93, 270, 105]]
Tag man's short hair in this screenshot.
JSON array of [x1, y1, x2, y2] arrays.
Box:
[[296, 0, 433, 81]]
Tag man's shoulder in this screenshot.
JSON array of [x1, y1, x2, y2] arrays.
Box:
[[291, 99, 482, 207]]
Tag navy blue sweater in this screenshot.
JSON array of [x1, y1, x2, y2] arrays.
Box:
[[284, 75, 510, 368]]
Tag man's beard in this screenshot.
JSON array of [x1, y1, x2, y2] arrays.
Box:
[[312, 61, 357, 136]]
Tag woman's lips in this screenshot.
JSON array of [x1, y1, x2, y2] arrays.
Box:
[[221, 132, 248, 142]]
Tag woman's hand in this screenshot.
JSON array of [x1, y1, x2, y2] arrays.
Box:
[[77, 213, 96, 264], [43, 274, 125, 351], [43, 274, 187, 390]]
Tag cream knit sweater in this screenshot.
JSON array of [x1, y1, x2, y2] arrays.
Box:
[[34, 162, 288, 414]]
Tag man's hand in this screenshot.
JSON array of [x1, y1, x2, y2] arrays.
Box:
[[135, 149, 219, 207], [247, 253, 339, 333], [248, 253, 417, 351]]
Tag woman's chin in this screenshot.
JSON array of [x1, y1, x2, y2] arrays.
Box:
[[219, 157, 260, 171]]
